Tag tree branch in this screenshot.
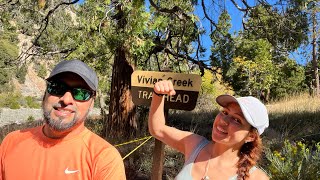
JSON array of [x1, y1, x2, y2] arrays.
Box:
[[33, 0, 80, 45], [164, 48, 217, 76], [149, 0, 192, 22], [149, 0, 180, 14], [17, 0, 80, 63], [229, 0, 248, 12], [19, 47, 77, 58], [201, 0, 218, 29], [241, 0, 252, 9]]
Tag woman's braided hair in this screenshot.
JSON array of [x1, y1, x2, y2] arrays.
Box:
[[236, 128, 263, 180]]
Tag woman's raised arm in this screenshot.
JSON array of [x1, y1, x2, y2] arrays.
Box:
[[148, 80, 202, 154]]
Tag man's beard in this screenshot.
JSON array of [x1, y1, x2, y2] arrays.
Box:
[[43, 110, 79, 132], [42, 100, 91, 132]]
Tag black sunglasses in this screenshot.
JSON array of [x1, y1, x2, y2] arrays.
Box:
[[46, 80, 95, 101]]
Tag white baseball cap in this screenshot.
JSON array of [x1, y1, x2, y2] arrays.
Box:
[[216, 95, 269, 135]]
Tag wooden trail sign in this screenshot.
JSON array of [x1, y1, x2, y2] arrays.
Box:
[[131, 70, 202, 180], [131, 71, 202, 111]]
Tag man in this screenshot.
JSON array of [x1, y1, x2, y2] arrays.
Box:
[[0, 59, 126, 180]]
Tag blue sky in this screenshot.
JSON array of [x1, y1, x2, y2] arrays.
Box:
[[194, 0, 244, 61]]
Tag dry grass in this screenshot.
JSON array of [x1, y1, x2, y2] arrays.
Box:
[[267, 93, 320, 114], [263, 93, 320, 149]]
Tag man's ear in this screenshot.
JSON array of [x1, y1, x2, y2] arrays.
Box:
[[90, 99, 95, 109], [42, 93, 47, 107]]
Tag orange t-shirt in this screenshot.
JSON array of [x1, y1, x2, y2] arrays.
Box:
[[0, 126, 126, 180]]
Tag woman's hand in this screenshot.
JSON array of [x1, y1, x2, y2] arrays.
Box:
[[154, 80, 176, 96]]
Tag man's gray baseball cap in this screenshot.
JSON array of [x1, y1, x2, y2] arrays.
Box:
[[216, 95, 269, 135], [46, 59, 98, 91]]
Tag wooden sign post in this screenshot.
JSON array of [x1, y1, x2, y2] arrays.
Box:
[[131, 71, 201, 180]]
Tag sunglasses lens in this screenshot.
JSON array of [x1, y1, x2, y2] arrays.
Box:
[[72, 88, 92, 101], [47, 81, 67, 96], [47, 81, 93, 101]]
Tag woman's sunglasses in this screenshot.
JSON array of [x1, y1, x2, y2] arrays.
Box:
[[46, 80, 95, 101]]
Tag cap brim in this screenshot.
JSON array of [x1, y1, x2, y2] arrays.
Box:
[[216, 95, 238, 107]]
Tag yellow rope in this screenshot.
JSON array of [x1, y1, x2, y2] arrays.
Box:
[[122, 136, 153, 160], [115, 136, 153, 147]]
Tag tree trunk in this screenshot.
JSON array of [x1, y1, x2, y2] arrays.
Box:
[[311, 9, 319, 96], [103, 1, 137, 139], [104, 46, 137, 138]]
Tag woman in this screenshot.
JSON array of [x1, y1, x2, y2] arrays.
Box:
[[148, 80, 269, 180]]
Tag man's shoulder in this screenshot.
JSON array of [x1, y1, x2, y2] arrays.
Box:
[[0, 126, 42, 153], [81, 129, 123, 160], [82, 129, 115, 149], [2, 126, 42, 142]]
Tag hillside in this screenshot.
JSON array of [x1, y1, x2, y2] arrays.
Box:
[[13, 63, 46, 98]]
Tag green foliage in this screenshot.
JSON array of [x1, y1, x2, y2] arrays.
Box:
[[36, 63, 47, 79], [200, 69, 233, 105], [0, 32, 18, 89], [210, 11, 235, 83], [270, 58, 306, 99], [245, 4, 308, 52], [200, 69, 217, 95], [25, 96, 41, 109], [0, 93, 21, 109], [15, 66, 27, 84], [26, 115, 35, 123], [229, 38, 276, 96], [0, 68, 10, 85], [265, 140, 320, 179], [0, 93, 40, 109], [0, 39, 19, 62], [0, 83, 13, 94]]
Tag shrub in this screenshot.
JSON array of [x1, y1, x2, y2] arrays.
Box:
[[0, 69, 10, 85], [0, 93, 22, 109], [0, 38, 18, 63], [265, 140, 320, 180], [27, 115, 35, 123], [15, 66, 27, 84], [8, 100, 20, 109], [25, 96, 41, 108], [0, 93, 41, 109], [0, 82, 13, 93], [0, 37, 18, 89], [36, 64, 47, 79]]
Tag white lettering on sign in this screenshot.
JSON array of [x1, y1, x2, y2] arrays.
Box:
[[138, 91, 189, 103], [165, 94, 189, 103], [138, 90, 153, 99]]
